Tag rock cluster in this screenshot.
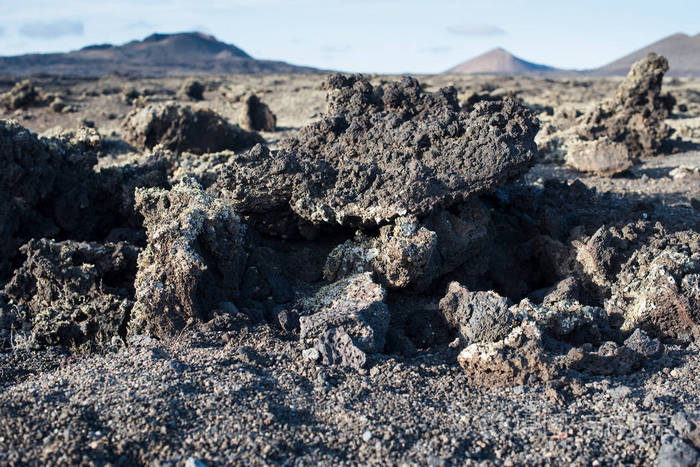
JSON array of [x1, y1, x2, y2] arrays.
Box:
[[1, 70, 696, 391], [538, 53, 675, 176]]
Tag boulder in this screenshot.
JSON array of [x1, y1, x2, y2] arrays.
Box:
[[238, 93, 276, 132], [121, 103, 263, 154]]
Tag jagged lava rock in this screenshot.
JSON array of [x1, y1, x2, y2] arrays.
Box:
[[565, 138, 633, 176], [0, 80, 43, 110], [178, 79, 205, 101], [577, 53, 674, 159], [279, 74, 538, 226], [239, 93, 276, 132], [122, 103, 263, 154], [0, 120, 168, 279], [573, 221, 699, 341], [215, 75, 537, 233], [324, 216, 440, 291], [457, 321, 558, 386], [299, 273, 390, 367], [324, 199, 490, 292], [129, 180, 248, 336], [439, 282, 517, 345], [4, 239, 138, 347]]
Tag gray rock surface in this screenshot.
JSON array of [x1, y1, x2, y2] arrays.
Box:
[[129, 180, 248, 336], [122, 103, 263, 154]]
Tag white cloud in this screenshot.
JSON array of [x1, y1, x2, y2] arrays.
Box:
[[19, 20, 84, 39]]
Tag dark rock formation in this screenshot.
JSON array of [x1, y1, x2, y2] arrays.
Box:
[[215, 74, 538, 233], [178, 79, 205, 101], [457, 321, 558, 386], [121, 103, 263, 154], [578, 53, 674, 159], [0, 80, 44, 110], [129, 180, 248, 336], [439, 282, 517, 345], [0, 120, 168, 279], [299, 273, 390, 368], [573, 221, 700, 341], [4, 239, 138, 347], [239, 93, 276, 132]]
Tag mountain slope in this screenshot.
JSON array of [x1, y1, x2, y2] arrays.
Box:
[[0, 32, 319, 77], [592, 33, 700, 77], [445, 48, 555, 75]]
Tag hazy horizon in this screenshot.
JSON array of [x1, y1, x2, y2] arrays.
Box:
[[0, 0, 698, 73]]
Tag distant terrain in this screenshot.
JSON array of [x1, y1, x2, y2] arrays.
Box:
[[445, 47, 556, 75], [0, 32, 319, 77], [591, 32, 700, 77], [445, 32, 700, 77]]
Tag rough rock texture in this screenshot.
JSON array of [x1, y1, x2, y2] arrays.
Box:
[[0, 120, 95, 277], [324, 216, 440, 291], [3, 239, 138, 347], [324, 200, 491, 292], [0, 120, 168, 279], [122, 103, 263, 154], [457, 321, 557, 386], [518, 298, 609, 346], [299, 273, 390, 368], [216, 74, 538, 232], [565, 138, 633, 176], [538, 54, 675, 175], [129, 180, 248, 336], [280, 74, 538, 226], [439, 282, 517, 346], [0, 80, 43, 110], [178, 79, 205, 101], [564, 341, 644, 376], [238, 93, 276, 132], [574, 222, 700, 341], [213, 144, 311, 238], [578, 53, 674, 159]]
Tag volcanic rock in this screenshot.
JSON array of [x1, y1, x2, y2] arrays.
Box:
[[573, 221, 700, 341], [564, 341, 643, 376], [178, 79, 205, 101], [299, 273, 390, 367], [324, 216, 440, 291], [239, 93, 276, 132], [280, 74, 538, 226], [4, 239, 138, 347], [457, 321, 558, 386], [215, 74, 538, 233], [121, 103, 263, 154], [129, 180, 248, 336], [577, 53, 674, 159], [0, 80, 44, 110], [565, 138, 633, 176], [439, 282, 517, 346], [324, 199, 490, 292]]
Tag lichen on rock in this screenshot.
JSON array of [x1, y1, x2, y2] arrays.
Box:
[[129, 179, 248, 336]]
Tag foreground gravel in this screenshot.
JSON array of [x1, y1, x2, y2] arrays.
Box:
[[1, 325, 698, 465]]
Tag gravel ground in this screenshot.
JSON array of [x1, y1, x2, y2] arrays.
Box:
[[1, 324, 699, 466]]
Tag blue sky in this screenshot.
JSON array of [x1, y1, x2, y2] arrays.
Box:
[[0, 0, 697, 73]]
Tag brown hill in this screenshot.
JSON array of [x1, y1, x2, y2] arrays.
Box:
[[445, 48, 555, 75], [0, 32, 319, 77], [591, 33, 700, 77]]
